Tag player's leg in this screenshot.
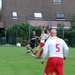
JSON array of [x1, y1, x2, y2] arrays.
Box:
[[32, 45, 39, 56], [30, 47, 34, 53], [26, 44, 31, 53], [31, 43, 41, 57], [29, 46, 32, 51], [37, 43, 44, 58], [44, 73, 48, 75], [37, 48, 43, 58], [44, 72, 53, 75], [44, 73, 53, 75], [54, 58, 63, 75], [44, 57, 57, 75], [30, 43, 35, 53]]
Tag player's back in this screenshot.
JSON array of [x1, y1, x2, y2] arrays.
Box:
[[46, 37, 68, 58]]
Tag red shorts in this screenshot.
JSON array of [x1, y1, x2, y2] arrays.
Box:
[[44, 57, 64, 75], [38, 43, 44, 47]]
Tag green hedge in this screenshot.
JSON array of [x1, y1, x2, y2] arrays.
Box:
[[66, 31, 75, 47]]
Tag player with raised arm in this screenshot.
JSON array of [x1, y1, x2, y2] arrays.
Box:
[[41, 29, 69, 75]]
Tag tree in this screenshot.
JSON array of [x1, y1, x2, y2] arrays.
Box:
[[71, 24, 75, 31], [73, 6, 75, 10], [71, 14, 75, 25], [71, 14, 75, 31], [57, 23, 64, 39], [66, 14, 75, 47], [7, 23, 34, 44]]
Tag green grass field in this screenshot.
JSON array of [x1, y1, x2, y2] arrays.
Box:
[[0, 46, 75, 75]]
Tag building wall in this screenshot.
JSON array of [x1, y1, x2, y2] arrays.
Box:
[[28, 20, 71, 29], [1, 0, 75, 28]]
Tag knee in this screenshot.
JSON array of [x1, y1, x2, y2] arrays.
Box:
[[37, 45, 40, 48], [27, 44, 30, 47], [44, 73, 47, 75]]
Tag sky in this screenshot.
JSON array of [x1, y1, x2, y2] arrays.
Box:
[[0, 0, 2, 9]]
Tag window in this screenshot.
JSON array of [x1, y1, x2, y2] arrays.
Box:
[[56, 13, 65, 20], [12, 12, 18, 19], [34, 12, 42, 19], [53, 0, 61, 3]]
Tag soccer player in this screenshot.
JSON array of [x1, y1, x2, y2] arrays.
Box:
[[46, 29, 51, 40], [32, 30, 47, 57], [37, 29, 51, 58], [26, 31, 37, 53], [41, 29, 69, 75]]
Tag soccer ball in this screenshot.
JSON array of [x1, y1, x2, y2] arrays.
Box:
[[16, 43, 21, 47]]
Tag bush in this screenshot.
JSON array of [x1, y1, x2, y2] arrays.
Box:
[[7, 23, 35, 44], [21, 40, 28, 46], [71, 44, 75, 47], [66, 31, 75, 47], [57, 23, 64, 38], [64, 38, 68, 45]]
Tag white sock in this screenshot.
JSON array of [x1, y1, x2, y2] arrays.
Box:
[[28, 49, 30, 52]]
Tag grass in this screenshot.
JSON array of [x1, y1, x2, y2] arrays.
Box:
[[0, 46, 75, 75]]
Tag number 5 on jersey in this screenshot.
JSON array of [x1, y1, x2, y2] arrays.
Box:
[[56, 44, 60, 52]]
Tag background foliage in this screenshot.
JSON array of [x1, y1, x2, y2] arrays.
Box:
[[6, 23, 41, 45], [0, 13, 75, 47]]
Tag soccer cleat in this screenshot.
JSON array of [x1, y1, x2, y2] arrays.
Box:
[[36, 57, 41, 59], [26, 51, 30, 54], [26, 49, 30, 54], [31, 50, 34, 53], [33, 50, 38, 55], [31, 54, 36, 57], [36, 57, 39, 59]]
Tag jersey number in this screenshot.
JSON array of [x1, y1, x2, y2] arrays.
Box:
[[56, 44, 60, 52]]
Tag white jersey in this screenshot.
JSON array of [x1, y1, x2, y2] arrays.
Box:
[[46, 33, 51, 40], [40, 34, 47, 43], [42, 37, 69, 61]]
